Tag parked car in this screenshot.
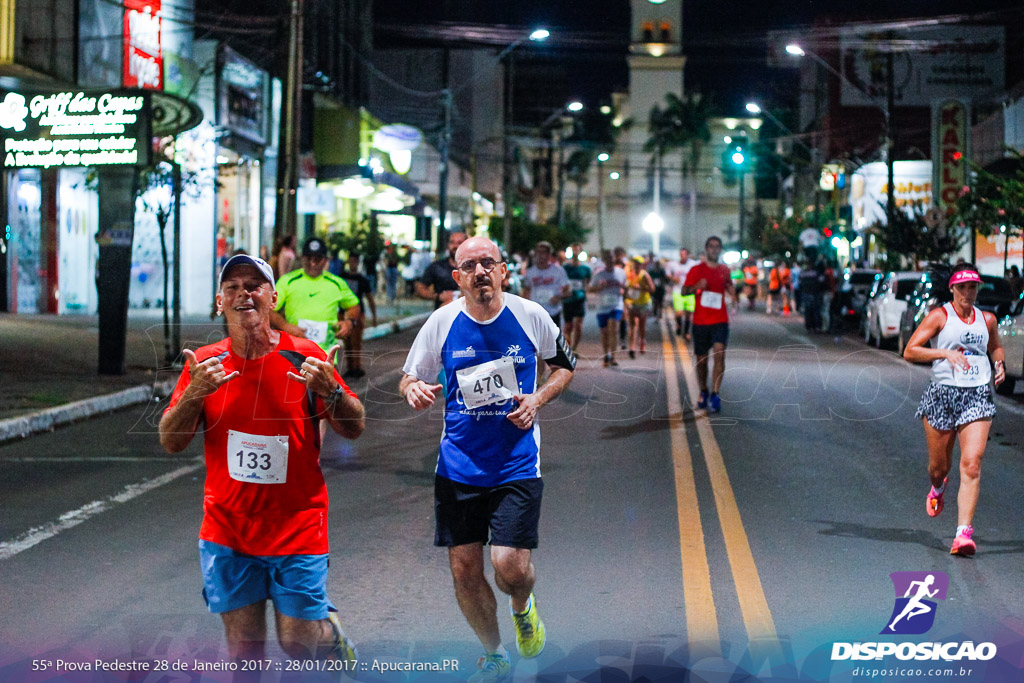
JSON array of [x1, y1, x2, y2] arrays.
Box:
[[837, 268, 881, 325], [862, 271, 922, 349], [997, 296, 1024, 395], [897, 271, 1017, 355]]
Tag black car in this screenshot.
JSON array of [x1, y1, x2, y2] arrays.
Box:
[[896, 271, 1017, 355], [836, 269, 881, 324]]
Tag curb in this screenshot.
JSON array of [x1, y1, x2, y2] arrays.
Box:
[[0, 310, 432, 445]]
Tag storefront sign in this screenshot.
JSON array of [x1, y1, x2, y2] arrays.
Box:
[[932, 99, 968, 216], [124, 0, 163, 90], [840, 25, 1003, 107], [218, 46, 268, 144], [0, 90, 152, 169]]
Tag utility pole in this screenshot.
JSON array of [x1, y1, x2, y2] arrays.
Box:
[[276, 0, 303, 241], [885, 50, 896, 232], [437, 49, 451, 244], [502, 53, 515, 253], [172, 161, 182, 362]]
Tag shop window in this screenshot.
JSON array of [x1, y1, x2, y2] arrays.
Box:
[[660, 22, 672, 43]]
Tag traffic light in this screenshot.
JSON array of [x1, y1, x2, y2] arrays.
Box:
[[721, 135, 750, 182]]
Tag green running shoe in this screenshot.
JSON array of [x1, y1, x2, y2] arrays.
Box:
[[511, 594, 546, 658]]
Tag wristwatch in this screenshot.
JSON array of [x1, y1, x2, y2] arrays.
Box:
[[321, 386, 347, 406]]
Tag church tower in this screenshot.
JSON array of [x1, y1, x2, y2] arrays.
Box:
[[621, 0, 686, 248]]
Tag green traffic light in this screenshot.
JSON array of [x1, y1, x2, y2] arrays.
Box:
[[731, 151, 745, 165]]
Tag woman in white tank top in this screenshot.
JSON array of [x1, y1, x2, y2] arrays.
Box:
[[902, 264, 1006, 557]]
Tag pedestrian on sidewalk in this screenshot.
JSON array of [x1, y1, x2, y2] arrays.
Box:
[[399, 236, 576, 682], [159, 253, 364, 665], [903, 263, 1005, 556]]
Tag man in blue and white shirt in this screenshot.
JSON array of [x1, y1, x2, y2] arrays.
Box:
[[400, 236, 575, 681]]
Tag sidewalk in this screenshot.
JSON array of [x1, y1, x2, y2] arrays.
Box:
[[0, 297, 433, 438]]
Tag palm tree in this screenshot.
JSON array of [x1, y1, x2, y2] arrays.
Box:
[[645, 92, 712, 244]]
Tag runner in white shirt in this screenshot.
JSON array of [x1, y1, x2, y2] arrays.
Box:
[[589, 249, 627, 367], [522, 241, 571, 327], [666, 247, 701, 339]]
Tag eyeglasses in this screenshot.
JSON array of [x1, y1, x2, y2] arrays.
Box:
[[457, 258, 502, 273]]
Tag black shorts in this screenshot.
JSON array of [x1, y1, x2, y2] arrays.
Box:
[[563, 300, 586, 321], [434, 475, 543, 549], [692, 322, 730, 356]]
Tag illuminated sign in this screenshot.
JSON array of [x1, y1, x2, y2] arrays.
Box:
[[0, 90, 152, 169], [124, 0, 163, 90], [218, 46, 269, 144], [933, 100, 968, 217]]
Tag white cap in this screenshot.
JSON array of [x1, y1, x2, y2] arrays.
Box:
[[219, 254, 276, 291]]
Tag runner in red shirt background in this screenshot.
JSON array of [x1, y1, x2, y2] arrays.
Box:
[[682, 236, 738, 413]]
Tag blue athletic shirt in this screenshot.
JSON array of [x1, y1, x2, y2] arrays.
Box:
[[403, 295, 572, 486]]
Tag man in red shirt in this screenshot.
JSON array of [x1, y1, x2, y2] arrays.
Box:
[[159, 254, 365, 665], [682, 236, 738, 413]]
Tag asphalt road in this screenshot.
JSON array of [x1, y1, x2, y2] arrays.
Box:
[[1, 305, 1023, 682]]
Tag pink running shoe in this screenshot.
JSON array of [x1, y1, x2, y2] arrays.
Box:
[[926, 477, 947, 517], [950, 526, 976, 557]]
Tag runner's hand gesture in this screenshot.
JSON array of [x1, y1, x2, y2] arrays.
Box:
[[182, 348, 239, 399], [405, 379, 443, 410], [507, 393, 541, 430], [287, 344, 341, 398]]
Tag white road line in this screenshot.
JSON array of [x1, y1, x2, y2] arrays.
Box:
[[0, 460, 202, 561]]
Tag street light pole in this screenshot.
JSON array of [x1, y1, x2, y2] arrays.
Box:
[[737, 169, 745, 249], [597, 156, 606, 253], [786, 43, 895, 229]]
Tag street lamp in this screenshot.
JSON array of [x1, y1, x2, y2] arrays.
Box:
[[785, 42, 896, 230], [642, 211, 664, 255], [547, 101, 584, 230], [596, 152, 610, 252], [499, 28, 551, 253]]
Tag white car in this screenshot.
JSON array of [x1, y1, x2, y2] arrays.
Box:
[[997, 296, 1024, 394], [863, 271, 922, 349]]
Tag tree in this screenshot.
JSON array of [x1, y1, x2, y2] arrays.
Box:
[[645, 92, 713, 238], [874, 203, 966, 269], [955, 151, 1024, 269]]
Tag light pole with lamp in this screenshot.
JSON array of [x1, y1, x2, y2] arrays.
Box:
[[785, 42, 896, 231], [644, 153, 664, 256], [596, 152, 609, 252], [497, 28, 551, 254], [550, 100, 584, 231], [725, 137, 749, 248]]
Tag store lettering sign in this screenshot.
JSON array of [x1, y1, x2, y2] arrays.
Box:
[[935, 100, 967, 216], [124, 0, 162, 90], [0, 90, 152, 169]]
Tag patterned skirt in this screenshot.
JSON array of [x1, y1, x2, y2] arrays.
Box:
[[915, 382, 996, 431]]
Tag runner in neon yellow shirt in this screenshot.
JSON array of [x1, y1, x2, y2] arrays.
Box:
[[271, 237, 360, 355]]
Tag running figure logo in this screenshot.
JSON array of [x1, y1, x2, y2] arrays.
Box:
[[881, 571, 949, 635]]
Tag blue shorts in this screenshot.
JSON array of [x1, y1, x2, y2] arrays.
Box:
[[198, 540, 336, 620], [597, 309, 623, 328]]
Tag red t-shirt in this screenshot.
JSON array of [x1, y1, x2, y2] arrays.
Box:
[[165, 333, 354, 556], [684, 262, 731, 326]]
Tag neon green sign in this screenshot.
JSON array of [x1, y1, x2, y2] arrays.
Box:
[[0, 90, 152, 169]]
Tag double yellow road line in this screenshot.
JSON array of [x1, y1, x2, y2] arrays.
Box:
[[658, 317, 780, 657]]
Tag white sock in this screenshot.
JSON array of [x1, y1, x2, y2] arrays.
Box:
[[487, 645, 509, 659], [511, 594, 533, 615], [956, 524, 971, 536]]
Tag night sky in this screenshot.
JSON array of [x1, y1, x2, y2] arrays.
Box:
[[376, 0, 1018, 116]]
